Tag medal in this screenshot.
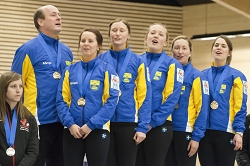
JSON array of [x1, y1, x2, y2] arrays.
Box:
[[6, 147, 15, 156], [77, 97, 86, 106], [119, 90, 122, 97], [53, 71, 61, 80], [175, 104, 179, 109], [210, 100, 219, 110]]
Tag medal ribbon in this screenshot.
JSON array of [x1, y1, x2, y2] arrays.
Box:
[[78, 58, 100, 97], [146, 51, 167, 81], [208, 64, 230, 101], [38, 33, 62, 71], [4, 107, 17, 147], [107, 50, 131, 85]]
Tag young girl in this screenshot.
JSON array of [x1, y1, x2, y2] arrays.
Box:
[[136, 23, 183, 166], [99, 18, 151, 166], [56, 28, 119, 166], [0, 71, 39, 166], [165, 36, 209, 166], [199, 35, 248, 166]]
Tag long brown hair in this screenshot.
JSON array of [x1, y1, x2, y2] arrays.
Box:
[[0, 72, 31, 121]]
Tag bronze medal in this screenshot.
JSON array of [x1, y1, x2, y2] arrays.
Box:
[[53, 71, 61, 80], [210, 100, 219, 110], [77, 97, 86, 106], [175, 104, 179, 109]]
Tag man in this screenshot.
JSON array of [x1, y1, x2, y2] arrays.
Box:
[[11, 5, 73, 166]]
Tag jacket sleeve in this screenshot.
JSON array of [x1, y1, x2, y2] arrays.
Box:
[[191, 75, 209, 142], [232, 75, 247, 133], [236, 115, 250, 166], [56, 68, 76, 128], [11, 46, 37, 115], [86, 66, 119, 130], [135, 62, 151, 134], [18, 115, 39, 166], [150, 62, 183, 128]]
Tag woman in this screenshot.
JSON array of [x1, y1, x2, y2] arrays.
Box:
[[165, 36, 209, 166], [136, 23, 183, 166], [56, 28, 119, 166], [198, 35, 248, 166], [0, 71, 39, 166], [99, 18, 151, 166]]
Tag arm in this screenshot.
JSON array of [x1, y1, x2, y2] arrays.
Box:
[[18, 116, 39, 166], [135, 63, 152, 134], [11, 46, 37, 115], [85, 68, 119, 131], [233, 76, 247, 133], [232, 76, 247, 151], [191, 76, 209, 142], [150, 62, 183, 128], [188, 76, 209, 157], [56, 69, 76, 129]]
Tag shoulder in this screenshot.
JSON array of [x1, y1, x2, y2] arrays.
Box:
[[98, 51, 109, 61], [60, 41, 72, 51], [202, 67, 210, 74], [229, 67, 247, 78], [16, 37, 39, 53], [192, 67, 206, 78]]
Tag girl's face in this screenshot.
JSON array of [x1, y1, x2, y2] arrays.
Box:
[[212, 37, 230, 65], [109, 21, 130, 48], [6, 79, 23, 106], [80, 31, 99, 61], [172, 39, 191, 65], [145, 24, 168, 53]]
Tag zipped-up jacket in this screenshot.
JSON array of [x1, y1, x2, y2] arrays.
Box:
[[172, 62, 209, 142], [11, 32, 73, 125], [99, 48, 151, 134], [56, 58, 119, 130], [141, 51, 183, 128], [203, 64, 247, 133]]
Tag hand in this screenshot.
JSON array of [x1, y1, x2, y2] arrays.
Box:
[[187, 140, 199, 157], [133, 132, 146, 145], [79, 124, 92, 139], [69, 124, 82, 138], [233, 134, 242, 151]]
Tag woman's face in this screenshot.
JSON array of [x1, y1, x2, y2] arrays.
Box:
[[6, 79, 23, 106], [109, 21, 130, 48], [80, 31, 99, 60], [145, 24, 167, 53], [212, 37, 230, 64], [172, 39, 191, 65]]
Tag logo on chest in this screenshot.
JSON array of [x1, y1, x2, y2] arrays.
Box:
[[90, 80, 100, 90], [219, 84, 226, 94], [153, 71, 162, 81], [123, 73, 132, 83], [20, 119, 29, 132]]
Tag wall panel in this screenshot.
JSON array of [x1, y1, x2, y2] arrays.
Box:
[[0, 0, 182, 74]]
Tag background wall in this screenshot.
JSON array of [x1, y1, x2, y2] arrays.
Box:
[[0, 0, 182, 73]]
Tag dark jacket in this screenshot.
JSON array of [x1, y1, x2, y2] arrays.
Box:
[[236, 114, 250, 166], [0, 110, 39, 166]]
